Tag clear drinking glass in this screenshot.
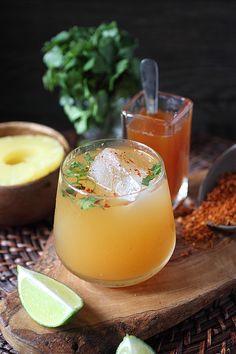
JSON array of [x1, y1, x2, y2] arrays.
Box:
[[122, 91, 193, 207], [54, 139, 176, 287]]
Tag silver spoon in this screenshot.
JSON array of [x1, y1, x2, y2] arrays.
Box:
[[140, 58, 159, 114], [198, 144, 236, 233]]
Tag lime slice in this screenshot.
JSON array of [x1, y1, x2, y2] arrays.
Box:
[[17, 265, 83, 327], [116, 335, 156, 354]]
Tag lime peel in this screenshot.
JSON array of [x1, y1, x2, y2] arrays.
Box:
[[17, 265, 84, 327], [18, 266, 73, 311], [116, 334, 156, 354]]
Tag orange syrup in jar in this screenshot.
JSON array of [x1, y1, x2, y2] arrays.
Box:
[[126, 107, 192, 201]]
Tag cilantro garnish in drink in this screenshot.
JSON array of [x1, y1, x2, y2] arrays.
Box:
[[83, 152, 95, 163], [61, 148, 162, 210], [80, 196, 101, 210], [61, 187, 77, 199], [142, 163, 162, 186], [62, 152, 101, 209], [64, 153, 94, 186]]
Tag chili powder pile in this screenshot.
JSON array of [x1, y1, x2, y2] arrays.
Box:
[[180, 172, 236, 243]]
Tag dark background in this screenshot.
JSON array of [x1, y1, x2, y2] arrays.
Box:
[[1, 0, 236, 139]]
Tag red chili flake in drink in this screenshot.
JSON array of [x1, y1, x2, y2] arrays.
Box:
[[85, 187, 93, 193], [134, 168, 141, 176]]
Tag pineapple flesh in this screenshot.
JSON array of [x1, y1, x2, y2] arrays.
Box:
[[0, 135, 65, 186]]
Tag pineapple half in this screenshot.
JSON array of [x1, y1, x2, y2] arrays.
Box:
[[0, 135, 65, 186]]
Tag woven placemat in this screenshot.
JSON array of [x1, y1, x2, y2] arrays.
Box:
[[0, 136, 235, 354]]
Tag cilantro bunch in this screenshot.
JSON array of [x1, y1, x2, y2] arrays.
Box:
[[42, 21, 140, 135]]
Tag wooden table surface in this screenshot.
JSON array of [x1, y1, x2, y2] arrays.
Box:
[[0, 135, 235, 354]]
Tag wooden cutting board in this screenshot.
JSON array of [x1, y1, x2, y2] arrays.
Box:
[[0, 170, 236, 354]]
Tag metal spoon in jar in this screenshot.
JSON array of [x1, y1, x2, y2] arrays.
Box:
[[198, 144, 236, 234], [140, 58, 159, 114]]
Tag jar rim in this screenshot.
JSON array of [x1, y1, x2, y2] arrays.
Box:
[[122, 90, 193, 127]]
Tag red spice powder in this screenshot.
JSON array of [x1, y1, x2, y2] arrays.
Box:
[[180, 173, 236, 243]]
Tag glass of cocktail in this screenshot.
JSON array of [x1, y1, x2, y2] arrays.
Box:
[[54, 139, 176, 287], [122, 92, 193, 207]]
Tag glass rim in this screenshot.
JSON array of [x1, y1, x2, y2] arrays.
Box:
[[122, 90, 193, 126], [60, 138, 165, 200]]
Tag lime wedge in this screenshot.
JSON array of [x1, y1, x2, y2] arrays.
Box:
[[116, 335, 156, 354], [17, 265, 83, 327]]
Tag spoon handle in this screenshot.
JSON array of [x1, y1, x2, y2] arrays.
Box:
[[140, 58, 159, 114]]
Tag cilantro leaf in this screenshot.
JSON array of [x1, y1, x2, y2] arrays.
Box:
[[42, 21, 140, 134], [65, 161, 88, 178], [61, 187, 76, 198], [80, 197, 100, 210], [151, 163, 162, 175], [142, 163, 162, 186], [43, 46, 63, 68], [141, 175, 153, 186], [63, 154, 103, 209], [84, 152, 94, 163]]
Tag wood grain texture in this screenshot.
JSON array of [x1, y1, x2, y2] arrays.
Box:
[[0, 171, 236, 353], [0, 1, 236, 138]]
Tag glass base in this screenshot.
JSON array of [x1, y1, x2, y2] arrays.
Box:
[[172, 177, 188, 209], [59, 241, 176, 288]]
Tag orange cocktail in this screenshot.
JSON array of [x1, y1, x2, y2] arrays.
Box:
[[122, 92, 193, 206], [54, 139, 176, 287]]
